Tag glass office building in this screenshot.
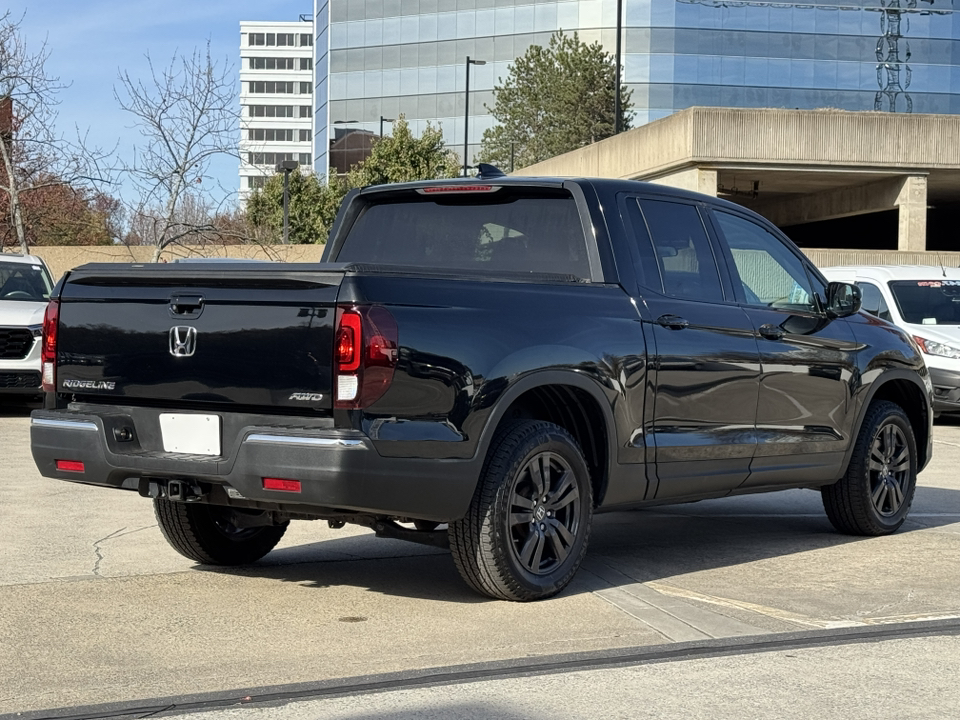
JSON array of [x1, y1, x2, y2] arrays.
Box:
[[313, 0, 960, 175]]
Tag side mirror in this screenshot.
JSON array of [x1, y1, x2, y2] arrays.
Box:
[[824, 281, 862, 318]]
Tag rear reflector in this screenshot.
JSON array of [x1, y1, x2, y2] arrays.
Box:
[[262, 477, 302, 493], [56, 460, 85, 473]]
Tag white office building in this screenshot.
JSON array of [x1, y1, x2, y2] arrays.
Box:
[[238, 20, 315, 200]]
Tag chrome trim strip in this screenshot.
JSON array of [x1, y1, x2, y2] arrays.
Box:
[[244, 433, 367, 448], [31, 418, 98, 432]]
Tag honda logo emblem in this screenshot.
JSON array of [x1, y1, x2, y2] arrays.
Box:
[[169, 326, 197, 357]]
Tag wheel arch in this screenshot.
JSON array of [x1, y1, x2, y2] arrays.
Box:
[[474, 371, 617, 508], [844, 370, 932, 475]]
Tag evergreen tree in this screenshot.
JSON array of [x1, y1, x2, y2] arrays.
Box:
[[479, 31, 633, 170], [247, 117, 459, 244], [349, 116, 460, 187], [247, 169, 345, 245]]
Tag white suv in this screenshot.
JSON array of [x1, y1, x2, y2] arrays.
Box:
[[0, 254, 54, 399], [823, 264, 960, 416]]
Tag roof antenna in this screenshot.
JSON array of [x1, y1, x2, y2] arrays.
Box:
[[938, 253, 947, 278], [475, 163, 506, 179]]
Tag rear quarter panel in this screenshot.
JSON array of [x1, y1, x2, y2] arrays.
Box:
[[336, 274, 648, 465]]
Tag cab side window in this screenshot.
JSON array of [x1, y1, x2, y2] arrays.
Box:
[[631, 198, 724, 303], [857, 281, 891, 321], [713, 210, 817, 313]]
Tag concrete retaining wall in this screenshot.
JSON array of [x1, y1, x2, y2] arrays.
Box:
[[15, 245, 960, 284], [24, 245, 327, 282]]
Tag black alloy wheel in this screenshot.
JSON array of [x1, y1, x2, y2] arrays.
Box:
[[450, 420, 593, 601], [868, 423, 911, 518], [822, 400, 918, 536], [507, 451, 583, 575]]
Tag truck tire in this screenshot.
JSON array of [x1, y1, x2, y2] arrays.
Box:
[[449, 420, 593, 601], [154, 499, 288, 565], [821, 400, 917, 536]]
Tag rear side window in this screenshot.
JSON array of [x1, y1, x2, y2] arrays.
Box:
[[634, 198, 724, 303], [336, 188, 591, 280]]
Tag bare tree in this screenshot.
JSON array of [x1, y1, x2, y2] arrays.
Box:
[[116, 43, 241, 261], [0, 11, 113, 253]]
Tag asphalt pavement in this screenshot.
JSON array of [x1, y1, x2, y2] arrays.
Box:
[[1, 401, 958, 718]]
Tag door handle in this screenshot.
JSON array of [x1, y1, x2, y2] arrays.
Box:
[[758, 323, 784, 340], [170, 294, 204, 317], [657, 314, 689, 330]]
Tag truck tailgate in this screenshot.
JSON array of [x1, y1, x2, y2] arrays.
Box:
[[55, 264, 343, 411]]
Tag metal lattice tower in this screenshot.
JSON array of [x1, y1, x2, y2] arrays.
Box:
[[676, 0, 954, 113]]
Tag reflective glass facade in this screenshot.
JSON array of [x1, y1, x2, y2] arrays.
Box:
[[313, 0, 960, 174]]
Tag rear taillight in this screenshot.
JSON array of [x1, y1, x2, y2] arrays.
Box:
[[334, 306, 398, 409], [41, 299, 60, 392]]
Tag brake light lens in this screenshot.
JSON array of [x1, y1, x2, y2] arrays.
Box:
[[334, 306, 399, 409], [41, 299, 60, 392], [336, 312, 362, 372], [417, 185, 496, 194]]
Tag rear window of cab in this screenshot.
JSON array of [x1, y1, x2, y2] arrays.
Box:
[[335, 187, 591, 280]]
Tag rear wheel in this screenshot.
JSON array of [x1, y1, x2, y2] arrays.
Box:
[[154, 499, 288, 565], [821, 400, 917, 536], [449, 420, 593, 601]]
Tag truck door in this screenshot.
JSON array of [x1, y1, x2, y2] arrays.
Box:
[[621, 196, 761, 500], [706, 208, 858, 488]]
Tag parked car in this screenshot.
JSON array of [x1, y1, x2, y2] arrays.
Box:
[[0, 253, 54, 399], [822, 265, 960, 417], [30, 176, 933, 600]]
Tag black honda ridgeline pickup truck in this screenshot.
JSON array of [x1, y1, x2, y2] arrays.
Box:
[[31, 175, 933, 601]]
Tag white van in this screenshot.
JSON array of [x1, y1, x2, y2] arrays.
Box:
[[822, 264, 960, 416]]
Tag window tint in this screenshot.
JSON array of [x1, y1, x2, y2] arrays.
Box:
[[857, 282, 891, 321], [337, 190, 591, 279], [714, 211, 816, 312], [636, 199, 723, 303], [622, 197, 662, 292], [0, 262, 52, 302]]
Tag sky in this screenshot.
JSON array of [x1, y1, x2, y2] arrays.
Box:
[[9, 0, 307, 207]]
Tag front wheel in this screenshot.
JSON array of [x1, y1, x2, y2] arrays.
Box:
[[449, 420, 593, 601], [154, 499, 288, 565], [821, 400, 918, 536]]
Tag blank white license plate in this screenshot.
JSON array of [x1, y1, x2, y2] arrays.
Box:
[[159, 414, 221, 455]]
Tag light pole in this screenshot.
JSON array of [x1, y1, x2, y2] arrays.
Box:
[[380, 115, 395, 139], [615, 0, 623, 134], [275, 160, 299, 244], [464, 56, 486, 177]]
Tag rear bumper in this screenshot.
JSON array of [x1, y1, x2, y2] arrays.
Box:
[[928, 367, 960, 414], [30, 409, 480, 522]]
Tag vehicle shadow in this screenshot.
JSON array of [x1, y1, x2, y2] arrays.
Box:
[[0, 399, 40, 417], [196, 485, 959, 603]]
